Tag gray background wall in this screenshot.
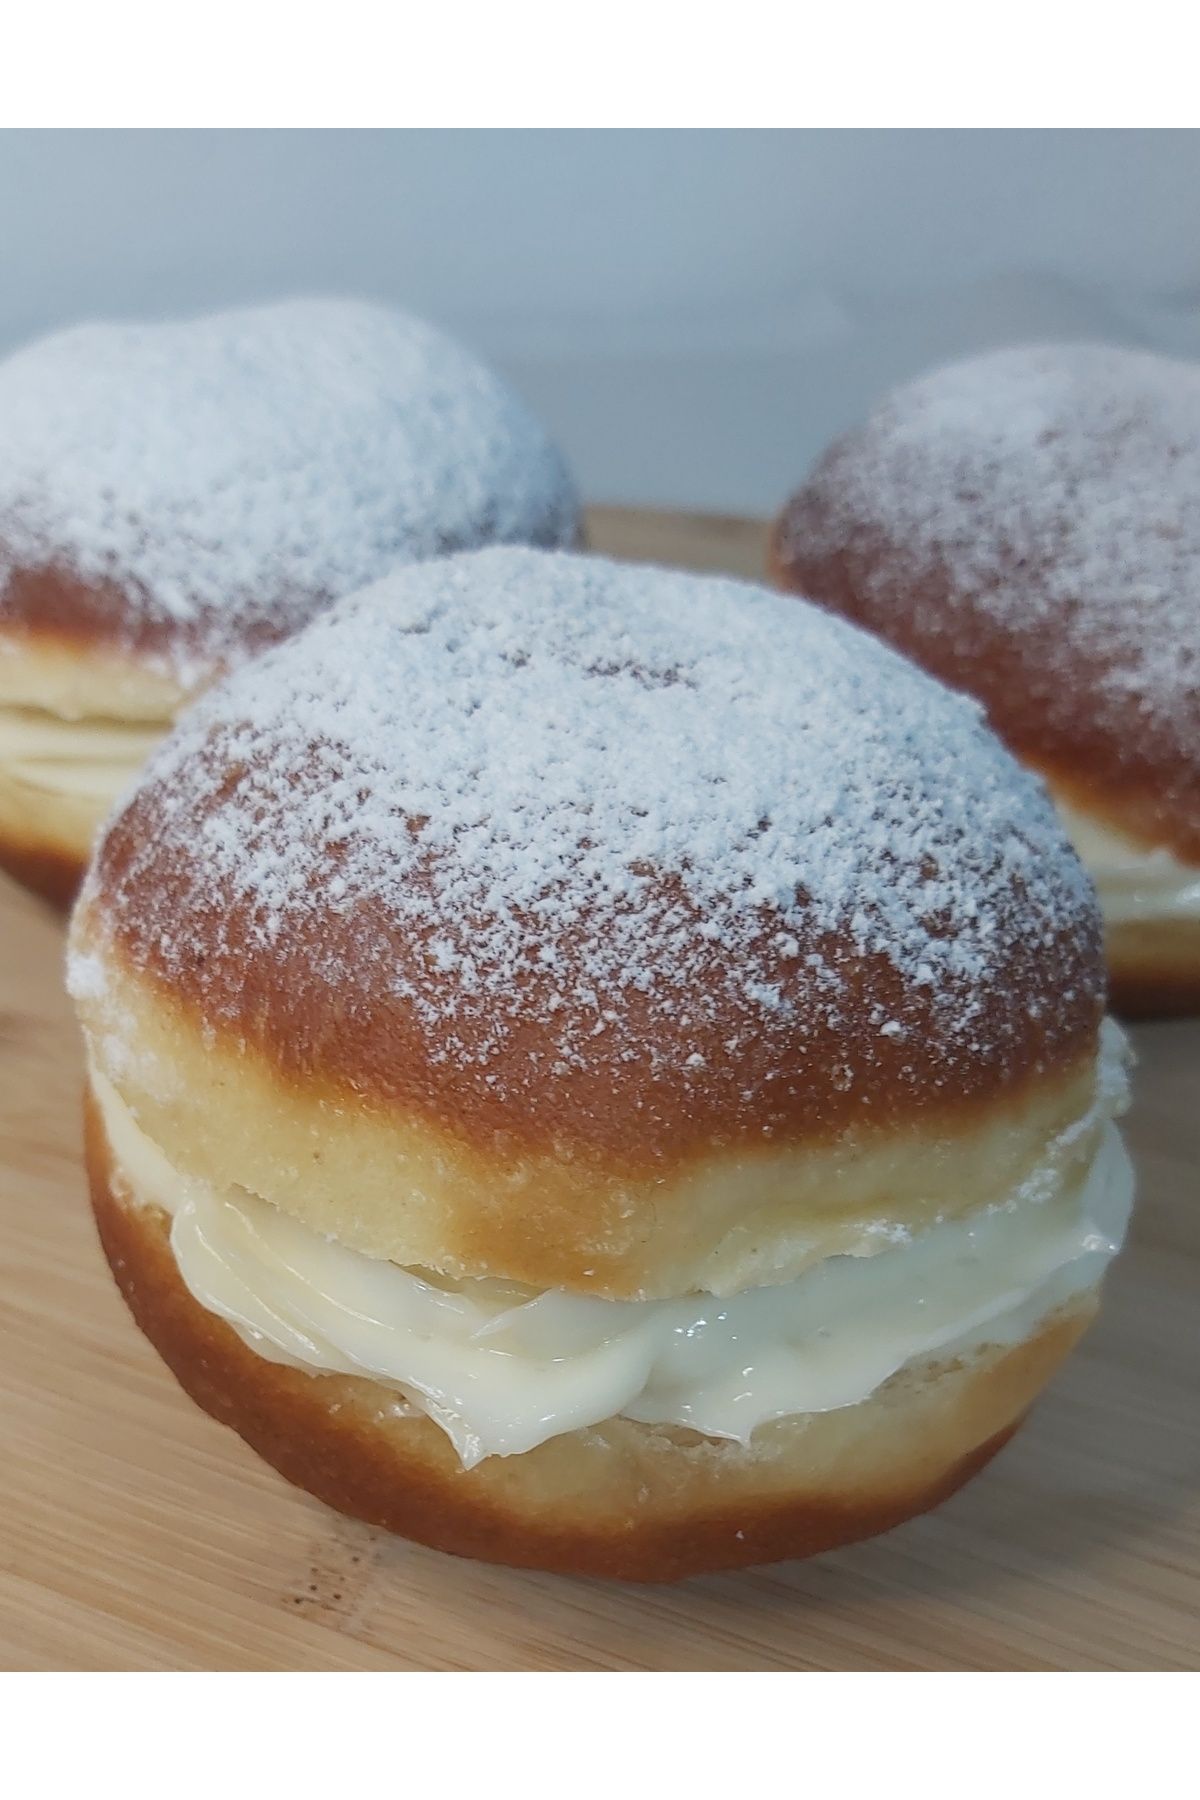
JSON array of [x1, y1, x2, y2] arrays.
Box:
[[4, 130, 1198, 513]]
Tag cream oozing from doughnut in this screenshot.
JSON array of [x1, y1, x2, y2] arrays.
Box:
[[1056, 801, 1200, 926], [91, 1022, 1132, 1468]]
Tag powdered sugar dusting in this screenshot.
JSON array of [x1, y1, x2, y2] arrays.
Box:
[[782, 343, 1200, 761], [79, 548, 1100, 1122], [0, 298, 577, 688]]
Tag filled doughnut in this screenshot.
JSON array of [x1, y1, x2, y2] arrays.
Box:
[[69, 546, 1133, 1581], [771, 343, 1200, 1016], [0, 299, 577, 905]]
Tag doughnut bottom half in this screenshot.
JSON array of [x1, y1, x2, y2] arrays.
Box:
[[85, 1096, 1095, 1582]]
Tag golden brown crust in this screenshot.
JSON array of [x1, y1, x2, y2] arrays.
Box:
[[80, 793, 1104, 1179], [769, 441, 1200, 870], [70, 548, 1107, 1291], [0, 565, 241, 684], [75, 970, 1105, 1299], [0, 301, 579, 700], [771, 514, 1200, 1020], [71, 546, 1106, 1178], [86, 1097, 1093, 1582]]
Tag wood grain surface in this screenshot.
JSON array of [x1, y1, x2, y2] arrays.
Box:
[[1, 507, 1197, 1671]]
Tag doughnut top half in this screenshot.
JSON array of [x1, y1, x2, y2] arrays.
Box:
[[775, 343, 1200, 859], [0, 298, 577, 694], [78, 547, 1103, 1168]]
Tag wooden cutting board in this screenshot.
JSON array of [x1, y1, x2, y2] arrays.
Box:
[[2, 507, 1197, 1671]]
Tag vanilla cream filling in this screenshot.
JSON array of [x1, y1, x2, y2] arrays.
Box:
[[0, 702, 164, 804], [92, 1036, 1133, 1470], [1058, 801, 1200, 926]]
